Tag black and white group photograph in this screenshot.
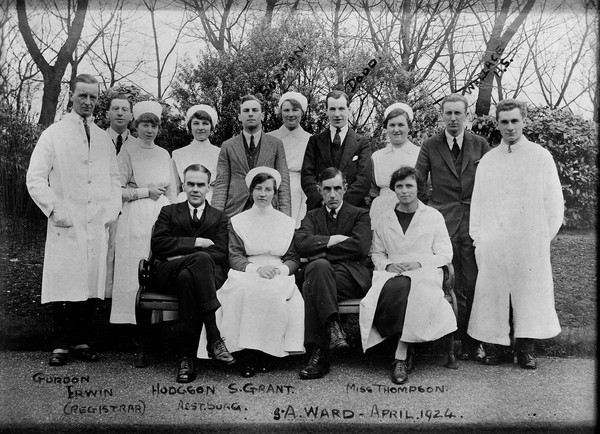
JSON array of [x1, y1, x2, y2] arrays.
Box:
[[0, 0, 596, 431]]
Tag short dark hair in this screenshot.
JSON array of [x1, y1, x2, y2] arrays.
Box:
[[496, 99, 527, 120], [441, 93, 468, 113], [383, 108, 413, 130], [107, 94, 133, 111], [318, 167, 345, 184], [239, 94, 262, 112], [389, 166, 425, 195], [183, 164, 212, 183], [134, 112, 161, 128], [248, 172, 278, 206], [187, 110, 214, 133], [71, 74, 99, 93], [326, 90, 349, 108]]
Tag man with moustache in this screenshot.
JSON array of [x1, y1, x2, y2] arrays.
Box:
[[415, 93, 490, 361], [295, 167, 372, 379], [151, 164, 235, 382], [105, 94, 134, 296], [301, 90, 372, 210], [27, 74, 121, 366], [211, 94, 291, 217]]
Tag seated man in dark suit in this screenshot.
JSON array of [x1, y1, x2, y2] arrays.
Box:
[[301, 90, 372, 210], [295, 167, 372, 379], [151, 164, 235, 383]]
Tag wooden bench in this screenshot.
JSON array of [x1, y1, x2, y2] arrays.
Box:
[[135, 259, 457, 368]]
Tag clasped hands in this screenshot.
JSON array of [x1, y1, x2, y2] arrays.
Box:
[[148, 185, 166, 200], [385, 262, 422, 274], [194, 238, 214, 248], [257, 265, 281, 279]]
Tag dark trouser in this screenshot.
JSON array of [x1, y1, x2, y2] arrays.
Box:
[[154, 252, 223, 357], [373, 276, 411, 338], [485, 296, 535, 354], [302, 259, 367, 348], [53, 299, 97, 350], [451, 216, 478, 344]]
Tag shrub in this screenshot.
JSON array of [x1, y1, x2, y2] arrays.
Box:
[[0, 108, 45, 218], [471, 107, 597, 229]]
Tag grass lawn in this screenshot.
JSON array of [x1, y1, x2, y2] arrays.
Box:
[[0, 211, 596, 356]]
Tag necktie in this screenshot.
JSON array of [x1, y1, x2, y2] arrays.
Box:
[[82, 117, 90, 145], [116, 134, 123, 154], [193, 208, 200, 224], [332, 128, 341, 149], [329, 208, 337, 221], [451, 137, 460, 160], [249, 135, 255, 152]]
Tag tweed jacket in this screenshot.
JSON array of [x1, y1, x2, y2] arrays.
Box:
[[301, 128, 372, 210], [211, 132, 291, 218], [415, 130, 489, 236]]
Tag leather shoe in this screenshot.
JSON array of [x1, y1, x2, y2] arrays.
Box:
[[482, 352, 514, 365], [208, 338, 236, 366], [71, 346, 100, 362], [391, 359, 408, 384], [517, 351, 537, 370], [49, 352, 68, 366], [327, 321, 349, 354], [299, 347, 330, 380], [240, 364, 256, 378], [176, 357, 195, 383]]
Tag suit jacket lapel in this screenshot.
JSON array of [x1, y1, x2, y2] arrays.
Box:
[[256, 133, 269, 166], [461, 132, 473, 174], [176, 201, 194, 236], [338, 129, 357, 171], [436, 134, 459, 178], [318, 132, 333, 167], [196, 203, 217, 235], [335, 203, 351, 234], [316, 207, 331, 235], [232, 134, 250, 172]]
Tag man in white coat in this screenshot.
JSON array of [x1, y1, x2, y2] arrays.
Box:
[[27, 74, 121, 366], [468, 99, 564, 369], [105, 94, 134, 297]]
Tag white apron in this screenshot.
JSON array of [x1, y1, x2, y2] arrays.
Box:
[[172, 139, 220, 204], [198, 206, 305, 357], [111, 144, 172, 324]]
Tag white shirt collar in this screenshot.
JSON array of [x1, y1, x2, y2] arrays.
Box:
[[243, 130, 262, 145], [330, 124, 349, 143], [188, 200, 206, 218], [325, 201, 344, 216], [445, 130, 464, 149], [108, 128, 130, 143]]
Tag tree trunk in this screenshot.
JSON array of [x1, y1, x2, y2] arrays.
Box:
[[16, 0, 88, 126]]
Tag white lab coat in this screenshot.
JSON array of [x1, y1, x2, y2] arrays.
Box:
[[468, 137, 564, 345], [360, 201, 456, 350], [26, 112, 121, 303]]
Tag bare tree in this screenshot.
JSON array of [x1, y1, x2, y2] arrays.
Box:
[[16, 0, 89, 126]]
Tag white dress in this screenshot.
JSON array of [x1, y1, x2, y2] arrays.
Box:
[[111, 139, 176, 324], [369, 141, 420, 228], [198, 205, 305, 358], [269, 125, 311, 228], [171, 139, 221, 203], [360, 201, 456, 350], [468, 137, 564, 346]]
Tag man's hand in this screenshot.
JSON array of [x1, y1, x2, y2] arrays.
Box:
[[327, 234, 349, 248], [50, 204, 73, 228], [148, 185, 166, 201], [257, 265, 281, 279], [385, 262, 421, 274], [194, 237, 215, 248]]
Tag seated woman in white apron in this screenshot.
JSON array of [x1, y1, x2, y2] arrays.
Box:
[[360, 166, 456, 385], [198, 167, 304, 377], [368, 103, 420, 228], [111, 101, 176, 325]]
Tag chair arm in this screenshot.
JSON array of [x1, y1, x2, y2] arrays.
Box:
[[138, 258, 152, 287], [441, 263, 458, 318]]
